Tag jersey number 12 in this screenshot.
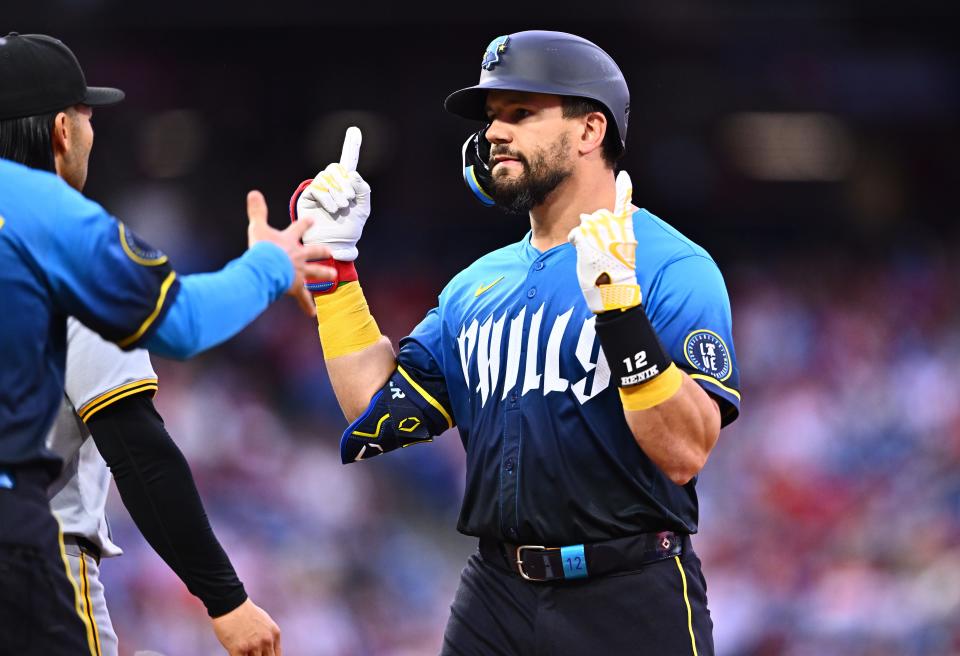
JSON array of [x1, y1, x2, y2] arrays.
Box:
[[623, 351, 648, 373]]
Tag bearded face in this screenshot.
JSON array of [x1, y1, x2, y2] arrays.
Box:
[[487, 131, 573, 214]]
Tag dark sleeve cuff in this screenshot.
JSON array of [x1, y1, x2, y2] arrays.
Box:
[[681, 366, 741, 426], [205, 587, 249, 618]]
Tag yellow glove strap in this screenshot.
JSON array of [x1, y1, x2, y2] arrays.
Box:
[[314, 283, 382, 359], [598, 283, 642, 312], [618, 363, 684, 411]]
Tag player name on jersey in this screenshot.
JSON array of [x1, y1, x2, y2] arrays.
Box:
[[457, 304, 611, 408]]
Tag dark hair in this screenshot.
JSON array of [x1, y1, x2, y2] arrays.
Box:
[[0, 111, 58, 172], [561, 96, 624, 167]]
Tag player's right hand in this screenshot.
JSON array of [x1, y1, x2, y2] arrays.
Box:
[[246, 190, 336, 317], [210, 598, 283, 656], [292, 126, 371, 262]]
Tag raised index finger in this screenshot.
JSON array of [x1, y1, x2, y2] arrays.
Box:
[[247, 190, 268, 226], [339, 126, 362, 172], [613, 170, 633, 218]]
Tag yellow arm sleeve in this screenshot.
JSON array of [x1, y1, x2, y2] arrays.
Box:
[[314, 282, 383, 359]]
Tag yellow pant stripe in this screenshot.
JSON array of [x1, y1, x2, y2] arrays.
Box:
[[674, 556, 699, 656], [57, 523, 98, 656], [79, 554, 102, 656]]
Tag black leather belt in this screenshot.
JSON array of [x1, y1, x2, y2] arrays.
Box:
[[479, 531, 688, 582], [63, 535, 102, 565]]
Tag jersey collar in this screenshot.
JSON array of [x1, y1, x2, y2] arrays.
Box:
[[518, 230, 574, 263]]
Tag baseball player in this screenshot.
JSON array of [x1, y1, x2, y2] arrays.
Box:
[[44, 330, 282, 656], [0, 32, 333, 655], [294, 31, 740, 654]]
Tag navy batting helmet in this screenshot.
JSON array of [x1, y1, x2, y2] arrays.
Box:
[[444, 30, 630, 151]]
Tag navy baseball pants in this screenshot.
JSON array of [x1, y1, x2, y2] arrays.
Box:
[[441, 543, 714, 656], [0, 465, 95, 656]]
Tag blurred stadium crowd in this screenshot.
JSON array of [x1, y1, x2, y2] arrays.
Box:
[[4, 2, 958, 654], [95, 247, 960, 656]]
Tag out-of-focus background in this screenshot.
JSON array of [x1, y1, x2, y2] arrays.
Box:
[[7, 1, 960, 654]]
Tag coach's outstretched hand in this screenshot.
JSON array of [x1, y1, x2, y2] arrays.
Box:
[[246, 190, 336, 317], [211, 598, 282, 656]]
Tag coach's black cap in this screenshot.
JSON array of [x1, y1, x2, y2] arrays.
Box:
[[0, 32, 124, 120]]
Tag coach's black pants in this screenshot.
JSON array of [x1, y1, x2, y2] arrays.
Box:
[[441, 542, 714, 656], [0, 465, 95, 656]]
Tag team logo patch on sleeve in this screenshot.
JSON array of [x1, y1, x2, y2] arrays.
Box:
[[684, 330, 731, 381], [118, 223, 168, 266]]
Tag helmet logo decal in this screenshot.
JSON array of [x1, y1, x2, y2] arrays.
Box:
[[481, 35, 510, 70]]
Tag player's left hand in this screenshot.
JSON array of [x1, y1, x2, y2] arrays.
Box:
[[567, 170, 641, 314], [211, 598, 282, 656]]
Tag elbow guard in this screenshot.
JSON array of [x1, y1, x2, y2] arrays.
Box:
[[341, 366, 454, 464]]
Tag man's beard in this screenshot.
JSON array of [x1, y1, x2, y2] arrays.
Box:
[[488, 133, 573, 215]]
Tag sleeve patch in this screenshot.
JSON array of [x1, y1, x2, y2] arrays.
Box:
[[119, 223, 169, 266], [683, 329, 732, 381]]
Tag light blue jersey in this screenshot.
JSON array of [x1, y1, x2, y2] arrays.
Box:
[[397, 208, 740, 544], [0, 159, 178, 473], [0, 158, 293, 474]]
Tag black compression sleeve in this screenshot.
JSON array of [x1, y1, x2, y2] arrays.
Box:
[[86, 392, 247, 617]]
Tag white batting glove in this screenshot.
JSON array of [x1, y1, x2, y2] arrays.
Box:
[[568, 170, 642, 314], [296, 127, 371, 262]]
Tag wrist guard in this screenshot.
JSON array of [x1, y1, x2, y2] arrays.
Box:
[[595, 305, 672, 387]]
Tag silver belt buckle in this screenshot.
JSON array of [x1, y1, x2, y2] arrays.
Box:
[[515, 545, 548, 581]]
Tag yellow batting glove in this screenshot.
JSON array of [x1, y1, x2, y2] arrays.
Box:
[[567, 170, 640, 314]]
